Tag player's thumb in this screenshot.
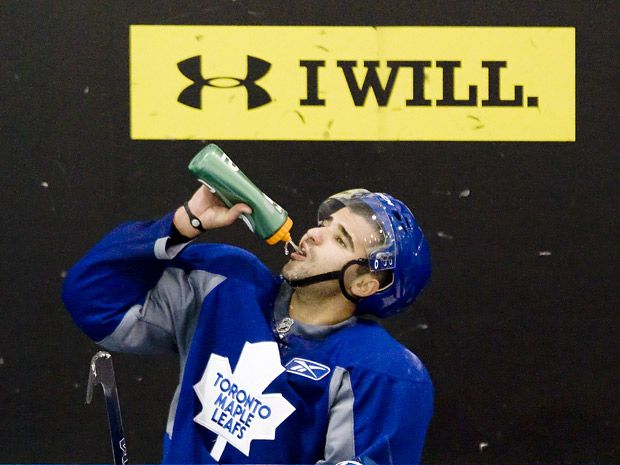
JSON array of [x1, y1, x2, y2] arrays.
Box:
[[225, 203, 253, 224]]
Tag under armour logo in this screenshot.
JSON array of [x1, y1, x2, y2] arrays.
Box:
[[177, 55, 272, 110]]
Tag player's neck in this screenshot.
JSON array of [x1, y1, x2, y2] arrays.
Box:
[[288, 287, 355, 326]]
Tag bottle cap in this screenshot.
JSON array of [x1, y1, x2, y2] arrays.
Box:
[[266, 217, 293, 245]]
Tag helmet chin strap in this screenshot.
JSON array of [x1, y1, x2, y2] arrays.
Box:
[[284, 259, 369, 304]]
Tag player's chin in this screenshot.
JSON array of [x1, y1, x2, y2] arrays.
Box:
[[280, 261, 295, 278], [281, 260, 305, 279]]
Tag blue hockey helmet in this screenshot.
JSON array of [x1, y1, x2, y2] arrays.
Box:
[[317, 189, 431, 317]]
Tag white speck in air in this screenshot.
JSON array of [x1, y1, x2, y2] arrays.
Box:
[[41, 181, 49, 188], [538, 251, 552, 256], [479, 442, 489, 452], [437, 231, 453, 240], [459, 189, 471, 198], [84, 86, 89, 94]]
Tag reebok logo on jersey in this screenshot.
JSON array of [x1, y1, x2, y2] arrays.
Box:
[[285, 358, 331, 381]]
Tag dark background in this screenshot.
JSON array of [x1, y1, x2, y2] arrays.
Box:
[[1, 1, 618, 463]]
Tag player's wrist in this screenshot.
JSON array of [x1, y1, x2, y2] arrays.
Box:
[[173, 205, 203, 238]]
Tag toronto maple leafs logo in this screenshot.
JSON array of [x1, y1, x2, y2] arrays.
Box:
[[193, 341, 296, 460]]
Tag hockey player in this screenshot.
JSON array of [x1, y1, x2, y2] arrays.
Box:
[[62, 186, 433, 464]]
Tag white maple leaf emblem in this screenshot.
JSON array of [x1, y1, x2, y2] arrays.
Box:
[[193, 341, 296, 461]]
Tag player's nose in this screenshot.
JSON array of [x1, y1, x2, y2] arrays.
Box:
[[304, 226, 324, 246]]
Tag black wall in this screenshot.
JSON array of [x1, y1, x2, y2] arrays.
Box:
[[1, 1, 618, 462]]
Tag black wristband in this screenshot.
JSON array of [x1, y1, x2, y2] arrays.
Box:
[[183, 201, 206, 232]]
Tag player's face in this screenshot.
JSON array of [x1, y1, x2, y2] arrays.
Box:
[[281, 207, 375, 284]]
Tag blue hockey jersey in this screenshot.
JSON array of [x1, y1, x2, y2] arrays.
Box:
[[62, 213, 433, 464]]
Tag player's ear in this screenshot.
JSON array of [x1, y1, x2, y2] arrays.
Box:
[[349, 273, 380, 298]]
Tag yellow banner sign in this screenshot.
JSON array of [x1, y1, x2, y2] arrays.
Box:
[[130, 26, 574, 141]]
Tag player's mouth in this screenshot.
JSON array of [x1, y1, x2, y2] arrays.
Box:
[[290, 243, 309, 261]]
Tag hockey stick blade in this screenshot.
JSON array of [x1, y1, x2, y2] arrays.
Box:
[[86, 351, 129, 465]]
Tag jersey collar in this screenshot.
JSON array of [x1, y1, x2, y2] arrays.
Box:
[[272, 280, 357, 340]]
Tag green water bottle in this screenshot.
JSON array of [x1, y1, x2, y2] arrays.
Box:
[[188, 144, 295, 247]]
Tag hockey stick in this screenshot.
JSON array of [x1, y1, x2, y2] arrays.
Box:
[[86, 351, 129, 464]]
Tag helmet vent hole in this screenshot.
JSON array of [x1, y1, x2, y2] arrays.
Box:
[[393, 211, 402, 221]]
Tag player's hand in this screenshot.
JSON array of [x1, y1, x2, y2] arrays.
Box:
[[173, 186, 252, 238]]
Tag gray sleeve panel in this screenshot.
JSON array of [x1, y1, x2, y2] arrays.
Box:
[[321, 366, 356, 463], [166, 382, 182, 438], [97, 303, 176, 354], [98, 267, 226, 357], [154, 236, 193, 260]]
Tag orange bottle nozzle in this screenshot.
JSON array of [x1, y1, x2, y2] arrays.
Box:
[[266, 217, 293, 245]]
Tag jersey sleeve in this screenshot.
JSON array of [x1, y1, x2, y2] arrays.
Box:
[[323, 367, 433, 465], [61, 212, 218, 355]]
